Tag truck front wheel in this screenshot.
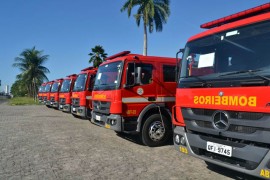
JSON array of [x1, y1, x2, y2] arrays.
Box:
[[141, 114, 171, 147]]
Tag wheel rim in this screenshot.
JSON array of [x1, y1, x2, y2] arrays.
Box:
[[148, 121, 165, 142]]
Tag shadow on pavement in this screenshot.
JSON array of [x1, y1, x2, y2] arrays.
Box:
[[115, 132, 174, 147]]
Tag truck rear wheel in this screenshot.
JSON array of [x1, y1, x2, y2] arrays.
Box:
[[141, 114, 170, 147]]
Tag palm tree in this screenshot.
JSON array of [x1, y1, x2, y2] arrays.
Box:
[[121, 0, 170, 56], [88, 45, 108, 68], [13, 46, 50, 100]]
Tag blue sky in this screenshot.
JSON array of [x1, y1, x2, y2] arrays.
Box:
[[0, 0, 269, 91]]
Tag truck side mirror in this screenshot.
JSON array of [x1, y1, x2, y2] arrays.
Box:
[[136, 66, 142, 84]]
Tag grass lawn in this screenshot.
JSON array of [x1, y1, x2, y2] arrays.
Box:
[[9, 97, 40, 106]]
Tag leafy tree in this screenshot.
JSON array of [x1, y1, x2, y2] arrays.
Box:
[[10, 79, 28, 97], [12, 46, 50, 100], [121, 0, 170, 56], [88, 45, 107, 68]]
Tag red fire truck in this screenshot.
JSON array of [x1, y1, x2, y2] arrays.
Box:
[[38, 82, 47, 103], [43, 81, 54, 107], [71, 67, 97, 118], [59, 74, 77, 112], [49, 78, 64, 109], [91, 51, 177, 147], [173, 3, 270, 179]]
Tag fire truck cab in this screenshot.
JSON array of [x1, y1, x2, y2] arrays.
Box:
[[38, 82, 47, 103], [173, 3, 270, 179], [49, 78, 64, 109], [71, 67, 97, 118], [91, 51, 177, 147], [43, 81, 54, 107], [59, 74, 77, 112]]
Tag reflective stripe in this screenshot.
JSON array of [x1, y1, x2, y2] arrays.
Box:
[[122, 97, 175, 103], [86, 96, 92, 100]]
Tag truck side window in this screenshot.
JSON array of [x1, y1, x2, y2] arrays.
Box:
[[126, 63, 135, 85], [140, 64, 153, 85], [89, 74, 96, 91], [163, 65, 175, 82], [126, 63, 153, 85]]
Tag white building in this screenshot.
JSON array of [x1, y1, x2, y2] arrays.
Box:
[[5, 85, 9, 95]]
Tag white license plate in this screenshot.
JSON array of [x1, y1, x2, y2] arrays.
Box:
[[206, 141, 232, 157], [60, 105, 63, 108], [72, 107, 76, 112], [96, 115, 101, 121]]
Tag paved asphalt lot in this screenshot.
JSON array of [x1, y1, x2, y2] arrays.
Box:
[[0, 99, 259, 179]]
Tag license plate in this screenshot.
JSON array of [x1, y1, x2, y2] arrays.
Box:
[[206, 141, 232, 157], [96, 115, 101, 121], [72, 107, 76, 112], [60, 105, 63, 109]]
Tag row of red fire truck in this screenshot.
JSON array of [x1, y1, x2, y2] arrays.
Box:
[[38, 3, 270, 178], [38, 51, 176, 147]]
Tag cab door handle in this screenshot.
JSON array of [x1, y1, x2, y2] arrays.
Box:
[[148, 97, 156, 101]]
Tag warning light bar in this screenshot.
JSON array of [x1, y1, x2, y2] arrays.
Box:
[[105, 51, 130, 60], [201, 3, 270, 29]]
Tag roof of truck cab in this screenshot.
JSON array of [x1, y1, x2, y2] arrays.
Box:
[[100, 54, 177, 66], [78, 67, 98, 75], [63, 74, 77, 80], [52, 78, 64, 83], [188, 10, 270, 42]]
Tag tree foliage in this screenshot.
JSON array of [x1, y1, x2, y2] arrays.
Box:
[[88, 45, 107, 68], [10, 79, 27, 97], [121, 0, 170, 55], [12, 46, 50, 99]]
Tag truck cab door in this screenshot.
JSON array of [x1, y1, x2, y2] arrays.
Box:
[[122, 62, 157, 115]]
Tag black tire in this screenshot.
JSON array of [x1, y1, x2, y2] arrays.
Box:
[[141, 114, 171, 147]]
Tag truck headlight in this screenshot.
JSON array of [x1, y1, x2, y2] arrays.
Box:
[[174, 134, 186, 146]]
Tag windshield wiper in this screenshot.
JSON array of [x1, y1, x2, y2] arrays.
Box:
[[219, 69, 270, 82], [182, 76, 212, 87]]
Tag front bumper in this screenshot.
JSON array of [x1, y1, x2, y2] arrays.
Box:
[[71, 106, 86, 118], [91, 111, 122, 131], [173, 126, 270, 179], [50, 101, 59, 108], [59, 104, 71, 112], [45, 100, 51, 106]]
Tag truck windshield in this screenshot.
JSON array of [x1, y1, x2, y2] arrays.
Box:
[[60, 79, 71, 93], [180, 20, 270, 88], [45, 84, 51, 92], [51, 82, 60, 92], [93, 61, 123, 91], [39, 85, 45, 92], [73, 73, 87, 92]]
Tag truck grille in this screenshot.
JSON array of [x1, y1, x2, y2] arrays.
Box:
[[72, 98, 80, 107], [191, 108, 263, 120], [182, 107, 270, 145], [93, 101, 111, 115], [60, 98, 66, 104]]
